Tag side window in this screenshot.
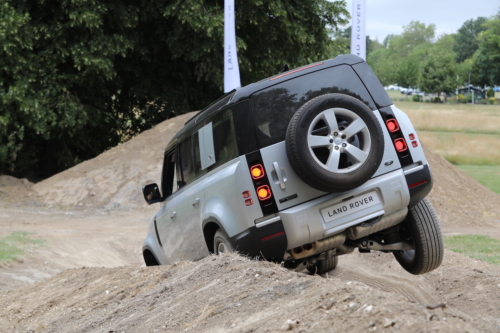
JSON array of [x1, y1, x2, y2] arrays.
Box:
[[192, 132, 207, 178], [179, 137, 195, 186], [209, 109, 238, 170], [161, 149, 182, 198], [179, 132, 207, 188]]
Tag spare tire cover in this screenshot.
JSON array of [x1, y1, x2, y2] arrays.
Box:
[[285, 93, 384, 193]]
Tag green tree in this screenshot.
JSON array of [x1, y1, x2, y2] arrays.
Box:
[[388, 21, 435, 58], [367, 48, 395, 86], [453, 17, 488, 63], [419, 51, 456, 102], [395, 42, 432, 88], [369, 21, 435, 88], [472, 17, 500, 86], [0, 0, 349, 179]]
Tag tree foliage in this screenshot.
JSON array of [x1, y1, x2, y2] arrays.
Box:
[[367, 21, 435, 87], [0, 0, 349, 179], [453, 17, 488, 63], [419, 51, 456, 100], [472, 17, 500, 86]]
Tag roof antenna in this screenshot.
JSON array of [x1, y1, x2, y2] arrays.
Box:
[[281, 64, 290, 73]]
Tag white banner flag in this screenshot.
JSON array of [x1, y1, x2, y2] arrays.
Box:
[[224, 0, 241, 93], [350, 0, 366, 61]]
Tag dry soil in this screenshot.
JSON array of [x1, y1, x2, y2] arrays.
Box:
[[0, 113, 499, 332]]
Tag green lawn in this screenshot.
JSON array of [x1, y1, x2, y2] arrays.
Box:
[[445, 235, 500, 266], [457, 165, 500, 194], [0, 232, 45, 263]]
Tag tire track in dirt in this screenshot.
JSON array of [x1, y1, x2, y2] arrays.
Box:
[[328, 254, 440, 305]]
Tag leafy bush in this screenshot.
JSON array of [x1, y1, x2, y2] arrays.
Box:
[[457, 94, 467, 103], [489, 97, 496, 105], [466, 93, 473, 103], [432, 96, 441, 103], [487, 88, 495, 98], [412, 94, 421, 102]]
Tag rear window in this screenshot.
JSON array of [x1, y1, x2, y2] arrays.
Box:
[[250, 65, 376, 149]]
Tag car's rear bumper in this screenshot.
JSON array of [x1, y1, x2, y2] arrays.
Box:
[[228, 164, 432, 260], [278, 168, 411, 249], [229, 219, 288, 260]]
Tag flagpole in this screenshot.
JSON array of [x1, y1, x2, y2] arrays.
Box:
[[224, 0, 241, 92], [350, 0, 366, 61]]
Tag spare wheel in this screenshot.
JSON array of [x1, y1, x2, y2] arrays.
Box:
[[285, 93, 384, 193]]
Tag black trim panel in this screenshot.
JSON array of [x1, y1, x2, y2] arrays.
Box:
[[351, 62, 393, 110], [405, 164, 433, 208], [233, 100, 259, 155], [230, 220, 288, 259], [379, 106, 414, 167], [245, 150, 279, 215]]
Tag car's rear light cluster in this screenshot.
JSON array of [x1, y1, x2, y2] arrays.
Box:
[[384, 118, 410, 157], [250, 164, 265, 179], [256, 185, 272, 200], [408, 133, 419, 148], [244, 151, 279, 215]]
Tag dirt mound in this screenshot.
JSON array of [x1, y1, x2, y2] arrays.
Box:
[[424, 145, 500, 228], [32, 112, 197, 211], [1, 253, 498, 333], [0, 175, 36, 206]]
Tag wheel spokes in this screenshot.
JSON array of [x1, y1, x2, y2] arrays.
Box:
[[322, 109, 339, 134], [326, 149, 341, 172], [343, 118, 366, 139], [308, 135, 331, 148], [344, 144, 368, 163]]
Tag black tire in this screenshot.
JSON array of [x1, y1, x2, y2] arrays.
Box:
[[307, 255, 338, 275], [213, 229, 234, 255], [286, 93, 384, 193], [394, 198, 444, 275]]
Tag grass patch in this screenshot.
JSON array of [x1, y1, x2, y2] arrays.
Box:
[[445, 235, 500, 266], [0, 232, 45, 263], [417, 131, 500, 166], [457, 165, 500, 194]]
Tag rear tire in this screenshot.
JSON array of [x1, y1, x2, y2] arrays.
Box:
[[307, 255, 338, 274], [394, 198, 444, 275], [213, 229, 234, 255]]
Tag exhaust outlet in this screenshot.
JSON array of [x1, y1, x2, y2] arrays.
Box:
[[290, 233, 346, 260]]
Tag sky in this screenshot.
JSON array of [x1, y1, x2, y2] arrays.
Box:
[[343, 0, 499, 42]]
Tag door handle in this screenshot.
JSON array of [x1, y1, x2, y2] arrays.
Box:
[[170, 211, 177, 219], [273, 162, 286, 190], [192, 198, 200, 206]]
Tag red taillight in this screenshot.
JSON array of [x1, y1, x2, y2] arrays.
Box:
[[409, 133, 415, 140], [408, 179, 427, 189], [245, 198, 254, 206], [256, 185, 272, 200], [386, 119, 400, 132], [250, 164, 265, 179], [412, 141, 419, 148], [242, 191, 251, 198], [394, 138, 408, 152]]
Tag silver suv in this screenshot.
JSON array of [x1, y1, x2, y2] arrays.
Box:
[[142, 55, 443, 275]]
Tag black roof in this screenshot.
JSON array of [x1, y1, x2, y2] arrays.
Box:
[[166, 54, 364, 151]]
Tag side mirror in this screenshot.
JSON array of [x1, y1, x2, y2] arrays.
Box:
[[142, 183, 162, 205]]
